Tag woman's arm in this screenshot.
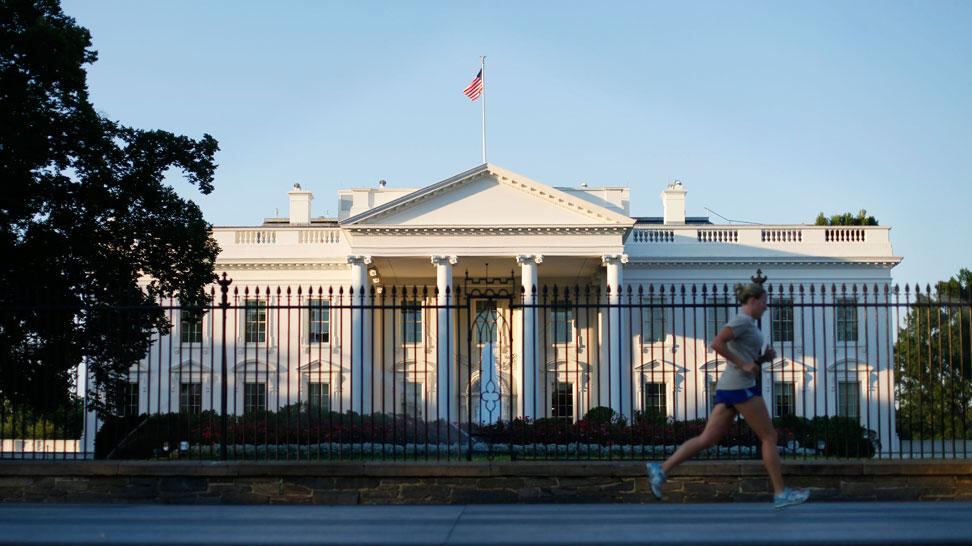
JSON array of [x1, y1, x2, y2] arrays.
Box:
[[710, 325, 759, 374]]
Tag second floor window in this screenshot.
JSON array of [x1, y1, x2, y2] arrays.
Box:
[[402, 300, 422, 344], [244, 299, 267, 343], [772, 298, 794, 343], [706, 296, 733, 342], [551, 304, 574, 344], [180, 310, 203, 344], [309, 299, 330, 343], [836, 297, 858, 343], [641, 298, 667, 343]]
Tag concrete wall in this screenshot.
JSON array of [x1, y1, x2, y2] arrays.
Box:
[[1, 461, 969, 504]]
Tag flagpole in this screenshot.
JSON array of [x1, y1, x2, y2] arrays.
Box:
[[481, 56, 487, 164]]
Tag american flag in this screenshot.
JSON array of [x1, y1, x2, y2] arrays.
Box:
[[463, 70, 483, 101]]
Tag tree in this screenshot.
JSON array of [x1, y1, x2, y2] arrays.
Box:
[[814, 210, 879, 226], [1, 1, 220, 418], [894, 269, 972, 440]]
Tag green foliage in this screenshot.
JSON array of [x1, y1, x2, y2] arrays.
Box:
[[814, 210, 879, 226], [582, 406, 619, 425], [1, 397, 84, 439], [895, 269, 972, 440], [0, 1, 220, 418], [476, 414, 876, 458], [96, 408, 458, 459]]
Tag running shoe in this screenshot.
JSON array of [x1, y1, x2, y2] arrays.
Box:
[[646, 462, 666, 499], [773, 487, 810, 509]]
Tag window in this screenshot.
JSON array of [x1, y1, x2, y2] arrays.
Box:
[[244, 299, 267, 343], [707, 380, 719, 411], [641, 298, 667, 343], [551, 304, 574, 344], [772, 298, 794, 343], [402, 300, 422, 344], [551, 382, 573, 421], [309, 299, 330, 343], [402, 381, 423, 420], [474, 300, 498, 344], [836, 297, 858, 343], [308, 382, 330, 413], [706, 296, 733, 343], [180, 310, 203, 344], [180, 382, 202, 415], [837, 380, 860, 419], [773, 381, 795, 417], [244, 382, 266, 415], [643, 382, 667, 414], [125, 382, 139, 417]]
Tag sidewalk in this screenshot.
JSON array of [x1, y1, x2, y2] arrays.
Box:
[[1, 502, 971, 545]]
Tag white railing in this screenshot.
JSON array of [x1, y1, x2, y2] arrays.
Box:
[[761, 229, 803, 243], [234, 230, 277, 245], [631, 229, 674, 243], [697, 229, 739, 243], [628, 225, 893, 258], [824, 228, 866, 242], [298, 229, 341, 244]]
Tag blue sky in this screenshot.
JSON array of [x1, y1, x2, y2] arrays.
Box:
[[62, 1, 971, 288]]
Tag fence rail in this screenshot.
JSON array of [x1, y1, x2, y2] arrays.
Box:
[[1, 279, 969, 462]]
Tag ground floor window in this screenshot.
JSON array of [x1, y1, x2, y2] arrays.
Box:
[[837, 380, 860, 419], [126, 381, 139, 417], [551, 382, 573, 421], [402, 381, 424, 420], [244, 382, 266, 415], [308, 382, 330, 413], [180, 382, 202, 415], [643, 382, 666, 416], [773, 381, 795, 417]]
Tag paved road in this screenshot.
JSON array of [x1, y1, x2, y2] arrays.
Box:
[[1, 502, 970, 545]]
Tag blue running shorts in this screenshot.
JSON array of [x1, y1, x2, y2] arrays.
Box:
[[713, 387, 760, 409]]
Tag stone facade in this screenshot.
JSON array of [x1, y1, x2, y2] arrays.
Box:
[[1, 461, 969, 504]]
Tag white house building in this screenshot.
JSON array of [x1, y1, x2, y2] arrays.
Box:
[[117, 163, 901, 454]]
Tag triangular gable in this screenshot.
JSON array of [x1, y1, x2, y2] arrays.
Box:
[[763, 358, 815, 373], [341, 164, 635, 228], [634, 359, 688, 374]]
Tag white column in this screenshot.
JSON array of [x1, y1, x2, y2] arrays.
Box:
[[347, 255, 372, 415], [432, 255, 458, 423], [602, 254, 630, 418], [517, 254, 543, 419]]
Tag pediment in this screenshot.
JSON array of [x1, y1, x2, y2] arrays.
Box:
[[342, 164, 634, 229], [635, 359, 688, 374]]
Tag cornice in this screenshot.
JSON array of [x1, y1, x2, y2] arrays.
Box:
[[216, 261, 351, 271], [625, 257, 902, 269], [346, 225, 629, 236]]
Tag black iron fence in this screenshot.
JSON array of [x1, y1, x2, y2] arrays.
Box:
[[2, 278, 969, 461]]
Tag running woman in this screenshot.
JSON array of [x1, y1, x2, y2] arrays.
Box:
[[646, 282, 809, 509]]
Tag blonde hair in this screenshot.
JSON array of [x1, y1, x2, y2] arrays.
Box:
[[734, 282, 766, 305]]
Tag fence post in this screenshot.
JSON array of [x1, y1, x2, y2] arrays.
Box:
[[217, 273, 232, 460]]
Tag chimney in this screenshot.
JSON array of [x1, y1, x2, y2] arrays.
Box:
[[288, 183, 313, 225], [661, 180, 687, 224]]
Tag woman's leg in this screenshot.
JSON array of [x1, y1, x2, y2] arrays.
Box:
[[734, 396, 784, 495], [660, 403, 736, 474]]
